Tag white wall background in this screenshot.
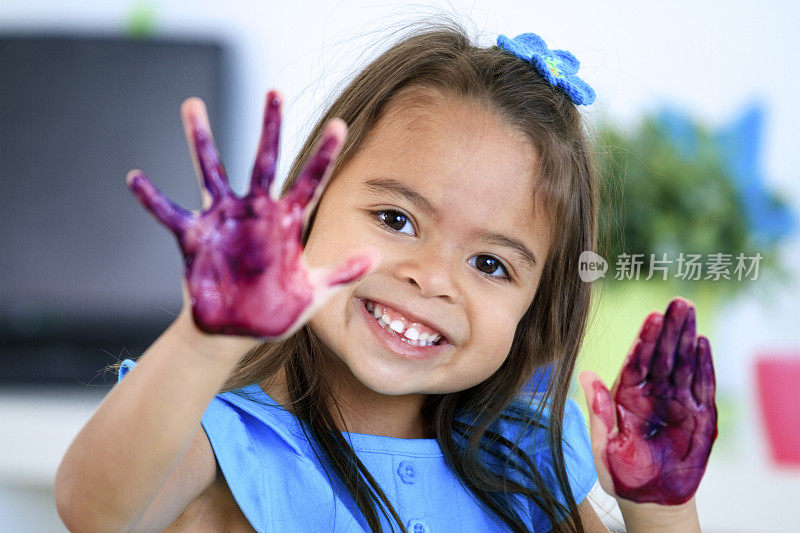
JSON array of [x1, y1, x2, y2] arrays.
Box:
[[2, 1, 798, 531], [3, 0, 798, 197]]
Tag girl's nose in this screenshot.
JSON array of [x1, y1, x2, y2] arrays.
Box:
[[395, 243, 461, 302]]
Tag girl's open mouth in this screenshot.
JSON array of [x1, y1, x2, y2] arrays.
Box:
[[364, 299, 445, 346], [356, 297, 452, 360]]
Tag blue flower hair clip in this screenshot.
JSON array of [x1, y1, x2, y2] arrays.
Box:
[[496, 33, 596, 106]]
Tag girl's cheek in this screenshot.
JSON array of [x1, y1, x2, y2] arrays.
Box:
[[484, 315, 518, 357]]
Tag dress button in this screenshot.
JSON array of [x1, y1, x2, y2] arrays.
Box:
[[406, 518, 428, 533], [397, 460, 417, 484]]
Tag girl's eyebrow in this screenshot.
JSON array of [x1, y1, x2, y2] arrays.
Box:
[[362, 177, 537, 271], [475, 230, 537, 270], [363, 177, 438, 217]]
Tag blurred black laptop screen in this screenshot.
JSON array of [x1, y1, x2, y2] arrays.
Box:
[[0, 35, 230, 385]]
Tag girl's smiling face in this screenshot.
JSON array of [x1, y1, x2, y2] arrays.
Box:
[[304, 90, 550, 400]]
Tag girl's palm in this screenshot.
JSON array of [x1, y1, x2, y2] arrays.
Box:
[[127, 91, 377, 339], [579, 297, 718, 505]]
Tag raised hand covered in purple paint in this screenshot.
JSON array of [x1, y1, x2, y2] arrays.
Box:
[[126, 90, 379, 340], [579, 297, 718, 506]]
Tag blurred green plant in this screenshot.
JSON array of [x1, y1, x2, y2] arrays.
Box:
[[593, 113, 792, 298], [126, 2, 158, 39]]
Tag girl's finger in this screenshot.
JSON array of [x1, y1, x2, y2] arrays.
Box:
[[685, 337, 719, 475], [685, 380, 719, 470], [300, 249, 380, 339], [127, 170, 192, 234], [307, 247, 381, 296], [579, 370, 617, 437], [283, 118, 347, 215], [322, 248, 381, 289], [248, 90, 283, 197], [619, 312, 663, 387], [691, 335, 716, 407], [578, 370, 617, 494], [673, 306, 698, 402], [648, 297, 691, 382], [180, 97, 233, 209]]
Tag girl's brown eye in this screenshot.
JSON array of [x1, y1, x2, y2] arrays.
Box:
[[469, 255, 511, 282], [374, 209, 414, 235], [475, 255, 499, 274]]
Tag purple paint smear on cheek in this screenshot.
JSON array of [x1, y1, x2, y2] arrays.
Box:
[[127, 91, 373, 338], [593, 298, 718, 505]]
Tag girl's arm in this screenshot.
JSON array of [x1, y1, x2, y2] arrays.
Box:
[[56, 91, 376, 532], [577, 499, 613, 532], [617, 497, 701, 532], [55, 307, 256, 532], [575, 497, 701, 533]]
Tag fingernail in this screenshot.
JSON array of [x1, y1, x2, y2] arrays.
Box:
[[668, 298, 689, 317], [641, 312, 662, 340]]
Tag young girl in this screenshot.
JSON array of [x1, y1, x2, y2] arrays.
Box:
[[55, 22, 717, 533]]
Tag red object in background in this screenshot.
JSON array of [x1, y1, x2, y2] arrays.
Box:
[[755, 355, 800, 467]]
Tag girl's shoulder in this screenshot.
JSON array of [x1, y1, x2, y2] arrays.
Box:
[[496, 394, 598, 512], [450, 393, 598, 527], [455, 393, 590, 454], [503, 394, 589, 452], [117, 358, 308, 455]]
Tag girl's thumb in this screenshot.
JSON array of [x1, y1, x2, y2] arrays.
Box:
[[323, 248, 381, 288], [578, 370, 617, 445], [308, 247, 381, 297]]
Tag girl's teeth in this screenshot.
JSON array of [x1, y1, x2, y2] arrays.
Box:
[[366, 300, 443, 346], [376, 316, 437, 346]]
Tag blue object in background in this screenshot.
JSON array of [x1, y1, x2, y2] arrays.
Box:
[[656, 103, 796, 247], [713, 103, 796, 247], [657, 107, 700, 160]]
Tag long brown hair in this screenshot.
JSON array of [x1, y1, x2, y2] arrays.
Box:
[[117, 18, 597, 533]]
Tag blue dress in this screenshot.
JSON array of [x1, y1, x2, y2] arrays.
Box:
[[118, 359, 597, 532]]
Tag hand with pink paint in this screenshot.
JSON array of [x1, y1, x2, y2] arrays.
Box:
[[578, 297, 718, 514], [126, 90, 379, 342]]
